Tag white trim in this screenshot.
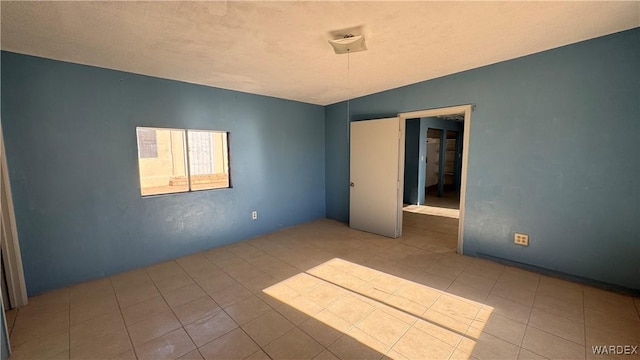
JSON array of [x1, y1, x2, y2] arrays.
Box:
[[0, 123, 12, 358], [0, 281, 9, 357], [398, 104, 472, 254], [396, 118, 406, 238], [0, 124, 28, 309]]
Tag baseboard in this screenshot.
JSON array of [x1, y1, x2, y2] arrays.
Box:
[[476, 252, 640, 297]]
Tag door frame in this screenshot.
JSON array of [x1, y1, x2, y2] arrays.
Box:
[[398, 104, 472, 254]]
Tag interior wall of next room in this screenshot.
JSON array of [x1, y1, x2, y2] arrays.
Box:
[[404, 117, 463, 205]]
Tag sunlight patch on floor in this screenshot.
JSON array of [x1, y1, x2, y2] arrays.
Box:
[[403, 204, 460, 219], [263, 258, 492, 359]]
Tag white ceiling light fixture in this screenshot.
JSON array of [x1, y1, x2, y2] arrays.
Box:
[[328, 34, 367, 54]]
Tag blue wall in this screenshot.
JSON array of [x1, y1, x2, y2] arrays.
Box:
[[326, 28, 640, 290], [1, 52, 326, 295], [324, 103, 350, 223]]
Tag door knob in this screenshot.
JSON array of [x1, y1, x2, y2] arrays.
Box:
[[350, 182, 355, 187]]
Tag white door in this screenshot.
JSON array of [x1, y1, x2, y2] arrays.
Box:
[[350, 117, 404, 238]]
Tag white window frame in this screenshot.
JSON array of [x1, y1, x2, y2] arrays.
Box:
[[136, 127, 231, 196]]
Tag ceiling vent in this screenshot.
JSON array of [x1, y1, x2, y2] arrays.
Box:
[[328, 34, 367, 54]]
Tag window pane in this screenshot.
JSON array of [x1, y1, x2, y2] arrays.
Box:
[[136, 128, 158, 158], [187, 130, 230, 191], [137, 127, 188, 196]]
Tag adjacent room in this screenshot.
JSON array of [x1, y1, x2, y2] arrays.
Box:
[[1, 2, 639, 360]]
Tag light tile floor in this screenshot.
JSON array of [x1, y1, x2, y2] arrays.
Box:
[[5, 213, 640, 360]]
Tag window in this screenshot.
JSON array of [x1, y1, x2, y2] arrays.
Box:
[[136, 127, 230, 196]]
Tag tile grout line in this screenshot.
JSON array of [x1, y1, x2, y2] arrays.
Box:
[[303, 271, 476, 338], [147, 264, 210, 355], [517, 273, 542, 360], [173, 256, 278, 358], [229, 323, 263, 359], [246, 347, 274, 360], [382, 328, 411, 360], [450, 301, 486, 360], [469, 266, 540, 358], [306, 266, 407, 359], [438, 250, 475, 300], [253, 325, 318, 360], [309, 263, 478, 360], [151, 265, 202, 351], [147, 261, 223, 356], [524, 281, 589, 357], [107, 276, 138, 360], [412, 217, 480, 359], [290, 322, 333, 358]]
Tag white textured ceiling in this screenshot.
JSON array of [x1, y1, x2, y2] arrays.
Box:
[[1, 1, 638, 105]]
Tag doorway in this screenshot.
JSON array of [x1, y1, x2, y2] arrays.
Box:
[[398, 105, 472, 254], [425, 126, 462, 211], [346, 105, 471, 252]]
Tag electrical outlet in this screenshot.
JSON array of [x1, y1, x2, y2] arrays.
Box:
[[251, 211, 258, 220], [514, 233, 529, 246]]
